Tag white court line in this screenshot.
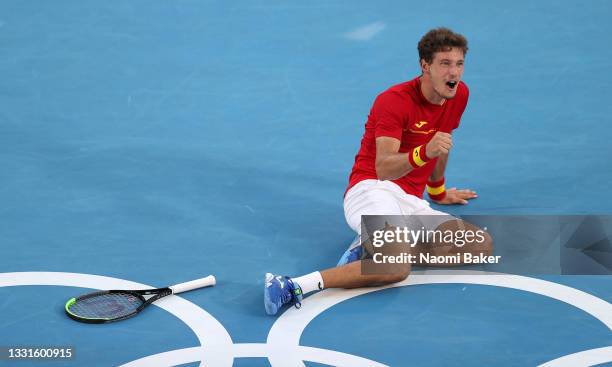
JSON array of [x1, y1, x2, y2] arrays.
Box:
[[538, 346, 612, 367], [120, 344, 387, 367], [267, 270, 612, 367], [0, 272, 234, 367], [3, 271, 611, 367]]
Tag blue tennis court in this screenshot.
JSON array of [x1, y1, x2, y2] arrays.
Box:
[[1, 1, 611, 366]]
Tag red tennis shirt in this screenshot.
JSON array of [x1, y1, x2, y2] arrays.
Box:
[[346, 76, 469, 198]]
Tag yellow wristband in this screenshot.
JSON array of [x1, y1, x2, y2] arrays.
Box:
[[411, 145, 428, 167], [427, 184, 446, 196]]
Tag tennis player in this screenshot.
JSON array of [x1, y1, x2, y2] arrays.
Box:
[[265, 27, 493, 316]]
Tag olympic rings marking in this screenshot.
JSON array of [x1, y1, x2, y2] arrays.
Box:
[[120, 345, 387, 367], [538, 346, 612, 367], [267, 270, 612, 367], [2, 271, 611, 367], [0, 272, 234, 367]]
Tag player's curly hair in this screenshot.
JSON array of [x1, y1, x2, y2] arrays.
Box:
[[418, 27, 468, 64]]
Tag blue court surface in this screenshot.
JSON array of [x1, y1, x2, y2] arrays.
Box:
[[1, 1, 612, 366]]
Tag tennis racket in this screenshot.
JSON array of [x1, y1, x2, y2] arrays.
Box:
[[64, 275, 216, 323]]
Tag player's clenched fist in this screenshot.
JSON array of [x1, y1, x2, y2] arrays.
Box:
[[425, 132, 452, 158]]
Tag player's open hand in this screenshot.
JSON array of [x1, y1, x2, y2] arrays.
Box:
[[434, 187, 477, 205], [425, 132, 452, 158]]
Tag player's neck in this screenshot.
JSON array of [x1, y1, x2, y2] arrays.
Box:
[[419, 76, 446, 106]]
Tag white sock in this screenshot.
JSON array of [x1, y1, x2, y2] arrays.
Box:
[[292, 271, 324, 294]]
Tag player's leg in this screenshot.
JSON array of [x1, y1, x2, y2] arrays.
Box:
[[264, 180, 411, 315], [320, 253, 410, 289], [416, 219, 494, 265], [265, 237, 411, 316], [334, 188, 494, 267], [409, 206, 493, 266]]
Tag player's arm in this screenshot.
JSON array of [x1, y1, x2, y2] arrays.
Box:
[[375, 137, 411, 180], [427, 145, 478, 205], [375, 132, 452, 181], [429, 152, 448, 182]]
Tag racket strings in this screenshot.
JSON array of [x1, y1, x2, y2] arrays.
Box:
[[69, 292, 143, 320]]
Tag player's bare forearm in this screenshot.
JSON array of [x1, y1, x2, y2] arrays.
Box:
[[429, 153, 448, 181], [426, 144, 478, 205], [429, 153, 478, 205], [375, 136, 413, 180], [375, 152, 414, 180], [376, 133, 453, 181]]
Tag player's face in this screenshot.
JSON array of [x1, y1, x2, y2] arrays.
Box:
[[422, 48, 465, 100]]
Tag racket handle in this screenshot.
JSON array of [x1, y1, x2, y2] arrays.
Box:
[[170, 275, 216, 294]]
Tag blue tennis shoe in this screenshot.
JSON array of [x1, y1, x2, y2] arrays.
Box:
[[264, 273, 303, 316]]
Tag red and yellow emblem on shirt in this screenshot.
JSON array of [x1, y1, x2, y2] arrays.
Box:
[[409, 120, 436, 135]]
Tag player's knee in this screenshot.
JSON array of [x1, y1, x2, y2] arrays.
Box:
[[380, 265, 410, 284], [394, 266, 410, 282]]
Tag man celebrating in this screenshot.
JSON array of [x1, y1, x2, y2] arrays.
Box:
[[264, 27, 492, 316]]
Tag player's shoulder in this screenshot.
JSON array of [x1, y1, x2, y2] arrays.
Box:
[[457, 80, 469, 98], [375, 80, 415, 103], [387, 79, 414, 93], [387, 79, 419, 96]]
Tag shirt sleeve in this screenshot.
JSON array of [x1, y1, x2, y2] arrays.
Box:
[[371, 92, 407, 140]]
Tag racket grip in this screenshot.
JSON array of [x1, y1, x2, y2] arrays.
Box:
[[170, 275, 216, 294]]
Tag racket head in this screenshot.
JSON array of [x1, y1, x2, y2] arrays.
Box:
[[65, 290, 146, 323]]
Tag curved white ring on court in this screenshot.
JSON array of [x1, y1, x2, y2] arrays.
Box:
[[2, 271, 610, 367], [0, 272, 234, 367], [538, 346, 612, 367], [267, 270, 612, 367]]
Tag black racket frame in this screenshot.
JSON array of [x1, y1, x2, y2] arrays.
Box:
[[65, 287, 173, 324]]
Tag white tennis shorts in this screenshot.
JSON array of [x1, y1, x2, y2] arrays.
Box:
[[343, 179, 454, 250]]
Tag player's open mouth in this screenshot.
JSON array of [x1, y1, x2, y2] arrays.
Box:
[[446, 81, 457, 89]]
